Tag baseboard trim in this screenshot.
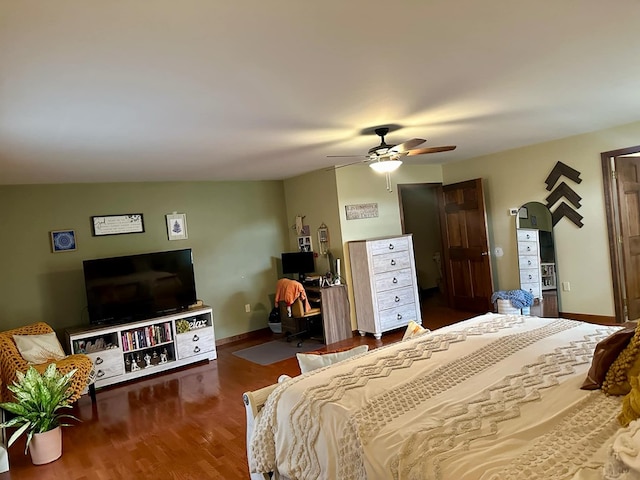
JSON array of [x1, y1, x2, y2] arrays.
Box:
[[559, 311, 617, 325], [216, 327, 272, 347]]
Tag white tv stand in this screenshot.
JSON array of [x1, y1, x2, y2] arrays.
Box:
[[65, 305, 216, 390]]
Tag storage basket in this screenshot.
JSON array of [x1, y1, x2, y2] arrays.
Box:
[[497, 299, 521, 315], [268, 322, 282, 334]]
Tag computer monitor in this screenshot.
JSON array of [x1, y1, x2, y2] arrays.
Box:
[[281, 251, 315, 281]]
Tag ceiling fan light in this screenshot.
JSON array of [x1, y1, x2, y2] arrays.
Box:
[[369, 160, 403, 173]]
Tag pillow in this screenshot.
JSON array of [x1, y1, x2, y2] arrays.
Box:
[[296, 345, 369, 374], [402, 320, 430, 341], [603, 323, 640, 396], [619, 375, 640, 427], [13, 332, 66, 364], [581, 325, 637, 390]]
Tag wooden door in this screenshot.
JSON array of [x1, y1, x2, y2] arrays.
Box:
[[615, 156, 640, 321], [438, 178, 494, 311]]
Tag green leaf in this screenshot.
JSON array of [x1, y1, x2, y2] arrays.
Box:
[[0, 363, 79, 453], [7, 422, 30, 448]]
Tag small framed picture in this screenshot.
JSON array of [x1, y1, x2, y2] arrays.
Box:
[[51, 230, 77, 253], [518, 207, 528, 219], [166, 213, 188, 240], [298, 235, 312, 252]]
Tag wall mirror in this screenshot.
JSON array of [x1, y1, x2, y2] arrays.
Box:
[[516, 201, 559, 317]]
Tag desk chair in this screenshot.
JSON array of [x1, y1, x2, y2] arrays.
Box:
[[278, 298, 322, 347]]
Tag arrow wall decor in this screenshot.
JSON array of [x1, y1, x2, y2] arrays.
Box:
[[545, 181, 582, 209], [545, 161, 583, 228], [551, 202, 584, 227], [545, 161, 582, 191]]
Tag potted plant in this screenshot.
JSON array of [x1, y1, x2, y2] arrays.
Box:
[[0, 364, 78, 465]]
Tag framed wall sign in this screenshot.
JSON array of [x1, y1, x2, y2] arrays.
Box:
[[92, 214, 145, 236], [345, 203, 379, 220]]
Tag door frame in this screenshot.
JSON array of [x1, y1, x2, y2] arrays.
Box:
[[397, 183, 450, 299], [601, 145, 640, 322]]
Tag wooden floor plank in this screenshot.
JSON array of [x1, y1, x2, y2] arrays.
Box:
[[0, 293, 474, 479]]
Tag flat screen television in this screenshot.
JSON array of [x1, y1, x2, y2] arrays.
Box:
[[83, 248, 197, 326], [281, 251, 315, 281]]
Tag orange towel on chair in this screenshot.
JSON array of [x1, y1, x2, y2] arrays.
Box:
[[275, 278, 311, 312]]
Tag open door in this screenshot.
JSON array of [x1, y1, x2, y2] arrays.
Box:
[[438, 178, 494, 311], [614, 156, 640, 321]]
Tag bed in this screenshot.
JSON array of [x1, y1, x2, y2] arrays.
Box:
[[243, 313, 632, 480]]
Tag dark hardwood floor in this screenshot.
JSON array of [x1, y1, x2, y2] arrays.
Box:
[[0, 293, 475, 480]]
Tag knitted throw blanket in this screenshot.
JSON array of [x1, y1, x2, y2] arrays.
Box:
[[491, 289, 534, 308]]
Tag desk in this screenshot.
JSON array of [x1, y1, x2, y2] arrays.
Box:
[[306, 285, 351, 345]]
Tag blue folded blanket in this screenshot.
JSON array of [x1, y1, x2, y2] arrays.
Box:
[[490, 289, 534, 309]]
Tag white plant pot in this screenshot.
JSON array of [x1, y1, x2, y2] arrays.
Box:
[[29, 426, 62, 465]]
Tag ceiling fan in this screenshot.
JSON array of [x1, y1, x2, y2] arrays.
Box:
[[328, 127, 456, 173]]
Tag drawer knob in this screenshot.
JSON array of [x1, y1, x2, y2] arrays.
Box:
[[390, 259, 396, 266], [193, 346, 201, 354], [396, 313, 403, 320], [526, 246, 531, 251], [388, 244, 394, 250], [95, 357, 104, 365], [527, 260, 532, 266], [394, 296, 400, 303], [528, 274, 532, 279], [526, 234, 531, 239], [392, 277, 398, 284], [192, 334, 199, 342], [97, 370, 105, 378]]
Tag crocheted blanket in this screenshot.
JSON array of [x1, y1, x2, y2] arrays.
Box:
[[491, 289, 535, 308], [249, 314, 623, 480]]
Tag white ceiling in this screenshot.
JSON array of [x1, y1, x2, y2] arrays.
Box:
[[3, 1, 640, 185]]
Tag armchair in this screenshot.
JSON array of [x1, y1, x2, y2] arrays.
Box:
[[0, 322, 95, 404]]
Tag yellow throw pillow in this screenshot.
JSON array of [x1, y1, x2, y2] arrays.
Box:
[[13, 332, 66, 364], [619, 375, 640, 427], [296, 345, 369, 374], [603, 323, 640, 396], [402, 320, 430, 341]]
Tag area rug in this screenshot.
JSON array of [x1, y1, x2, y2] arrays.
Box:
[[232, 339, 321, 365]]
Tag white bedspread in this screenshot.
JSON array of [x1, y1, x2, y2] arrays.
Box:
[[249, 313, 624, 480]]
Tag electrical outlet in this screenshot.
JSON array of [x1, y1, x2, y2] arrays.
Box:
[[509, 208, 519, 216], [562, 282, 571, 292], [245, 304, 251, 313]]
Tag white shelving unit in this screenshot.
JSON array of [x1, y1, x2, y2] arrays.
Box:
[[65, 306, 216, 390], [541, 263, 557, 290]]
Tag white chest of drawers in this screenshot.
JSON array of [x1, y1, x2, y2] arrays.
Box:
[[517, 228, 542, 300], [348, 234, 422, 339]]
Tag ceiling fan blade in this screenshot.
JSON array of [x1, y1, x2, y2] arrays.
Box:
[[390, 138, 426, 154], [406, 145, 457, 156], [326, 155, 368, 158], [326, 159, 370, 170]]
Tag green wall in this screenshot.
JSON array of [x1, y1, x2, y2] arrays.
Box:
[[0, 181, 288, 340]]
